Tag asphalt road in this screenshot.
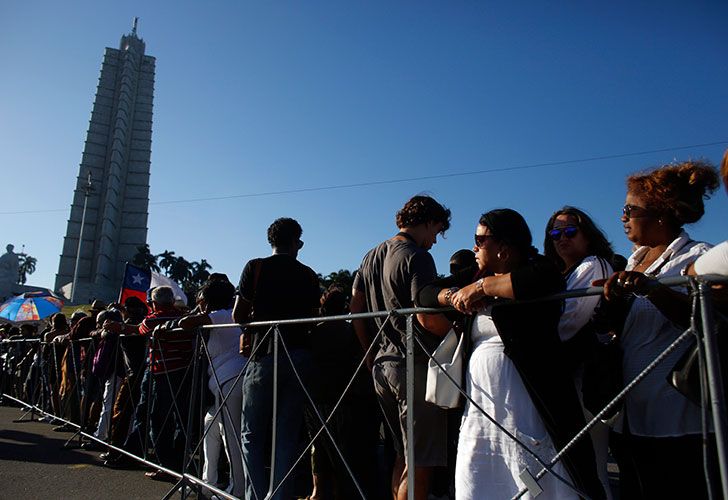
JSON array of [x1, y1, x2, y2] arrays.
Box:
[[0, 405, 174, 500]]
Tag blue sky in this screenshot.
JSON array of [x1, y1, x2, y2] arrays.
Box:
[[1, 1, 727, 292]]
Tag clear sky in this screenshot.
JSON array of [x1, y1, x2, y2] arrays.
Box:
[[1, 1, 727, 292]]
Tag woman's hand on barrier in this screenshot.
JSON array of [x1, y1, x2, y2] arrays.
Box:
[[450, 280, 487, 314], [603, 271, 658, 301]]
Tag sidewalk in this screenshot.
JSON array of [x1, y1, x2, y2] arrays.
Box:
[[0, 405, 172, 500]]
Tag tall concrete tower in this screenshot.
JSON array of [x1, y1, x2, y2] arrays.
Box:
[[55, 19, 155, 303]]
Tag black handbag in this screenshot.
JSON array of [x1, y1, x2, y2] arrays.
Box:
[[580, 295, 634, 418], [668, 338, 704, 407]]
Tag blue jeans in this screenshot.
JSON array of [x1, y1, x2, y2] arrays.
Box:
[[241, 348, 312, 500]]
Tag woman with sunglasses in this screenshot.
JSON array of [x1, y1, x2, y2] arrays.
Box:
[[601, 161, 719, 499], [543, 206, 616, 500], [418, 208, 605, 500]]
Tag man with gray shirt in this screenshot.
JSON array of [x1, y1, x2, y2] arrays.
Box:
[[351, 195, 452, 500]]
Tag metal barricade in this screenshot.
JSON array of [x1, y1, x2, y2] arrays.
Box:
[[1, 273, 726, 500]]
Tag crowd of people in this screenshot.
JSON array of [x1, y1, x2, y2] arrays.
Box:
[[1, 154, 727, 500]]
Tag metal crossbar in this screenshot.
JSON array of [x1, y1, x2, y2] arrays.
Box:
[[0, 273, 726, 500]]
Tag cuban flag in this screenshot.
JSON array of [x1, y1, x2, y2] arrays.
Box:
[[119, 263, 188, 306]]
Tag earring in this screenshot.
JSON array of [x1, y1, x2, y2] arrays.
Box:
[[497, 251, 502, 259]]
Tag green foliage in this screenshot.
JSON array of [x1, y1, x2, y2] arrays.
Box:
[[17, 253, 37, 285], [131, 244, 160, 272], [131, 245, 214, 306], [317, 269, 355, 299]]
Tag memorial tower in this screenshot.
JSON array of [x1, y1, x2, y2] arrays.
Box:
[[55, 19, 155, 303]]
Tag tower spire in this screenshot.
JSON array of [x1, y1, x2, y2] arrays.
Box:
[[132, 17, 139, 37]]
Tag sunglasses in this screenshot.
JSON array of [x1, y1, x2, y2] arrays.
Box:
[[622, 204, 653, 219], [474, 234, 497, 248], [548, 226, 579, 241]]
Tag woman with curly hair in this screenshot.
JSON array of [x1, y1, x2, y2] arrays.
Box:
[[602, 160, 719, 499]]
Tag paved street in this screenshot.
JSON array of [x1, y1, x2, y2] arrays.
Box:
[[0, 405, 173, 500]]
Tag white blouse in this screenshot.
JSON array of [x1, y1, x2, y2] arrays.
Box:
[[616, 231, 711, 436], [206, 308, 247, 392], [694, 240, 728, 277], [559, 256, 613, 342]]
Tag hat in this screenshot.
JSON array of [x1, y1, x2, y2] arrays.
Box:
[[151, 286, 175, 306]]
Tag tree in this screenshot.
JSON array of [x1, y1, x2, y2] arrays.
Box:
[[150, 248, 217, 306], [157, 250, 177, 274], [318, 269, 356, 298], [131, 244, 160, 272], [17, 253, 37, 285], [168, 255, 192, 284], [190, 259, 212, 285]]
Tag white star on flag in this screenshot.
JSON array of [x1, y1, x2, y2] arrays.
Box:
[[131, 273, 145, 286]]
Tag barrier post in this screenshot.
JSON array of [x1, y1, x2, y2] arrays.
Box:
[[406, 314, 415, 500], [181, 332, 202, 499], [698, 281, 728, 498], [267, 326, 280, 500]]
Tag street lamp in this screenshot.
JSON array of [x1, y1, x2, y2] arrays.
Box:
[[71, 171, 93, 303]]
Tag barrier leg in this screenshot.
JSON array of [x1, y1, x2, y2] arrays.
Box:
[[267, 326, 280, 500], [406, 315, 415, 500], [698, 282, 728, 499]]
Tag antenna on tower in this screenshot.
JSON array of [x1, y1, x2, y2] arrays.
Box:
[[132, 17, 139, 36]]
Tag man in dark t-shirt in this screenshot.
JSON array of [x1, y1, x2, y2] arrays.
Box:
[[233, 217, 320, 500], [351, 195, 452, 500]]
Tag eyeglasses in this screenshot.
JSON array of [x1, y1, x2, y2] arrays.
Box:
[[548, 226, 579, 241], [474, 234, 497, 248], [297, 240, 304, 249], [622, 204, 654, 219]]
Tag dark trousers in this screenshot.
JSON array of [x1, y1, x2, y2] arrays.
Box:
[[122, 366, 152, 457], [149, 369, 192, 472], [611, 431, 720, 500]]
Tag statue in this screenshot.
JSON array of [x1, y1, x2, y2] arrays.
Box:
[[0, 244, 20, 286]]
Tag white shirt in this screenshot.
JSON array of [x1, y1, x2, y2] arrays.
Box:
[[694, 240, 728, 277], [616, 231, 711, 436], [559, 256, 613, 342], [206, 308, 247, 392]]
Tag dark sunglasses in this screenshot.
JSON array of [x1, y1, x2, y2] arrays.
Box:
[[548, 226, 579, 241], [474, 234, 497, 248], [622, 204, 653, 219]]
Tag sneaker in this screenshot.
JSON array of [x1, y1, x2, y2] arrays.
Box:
[[103, 455, 136, 469], [145, 470, 176, 482], [80, 441, 105, 451], [52, 423, 76, 432]]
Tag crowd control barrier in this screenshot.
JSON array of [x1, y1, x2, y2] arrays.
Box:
[[1, 273, 726, 500]]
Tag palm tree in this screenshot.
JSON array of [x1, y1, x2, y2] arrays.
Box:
[[17, 253, 37, 285], [132, 244, 160, 272], [157, 250, 177, 275], [190, 259, 212, 285], [168, 255, 192, 284]]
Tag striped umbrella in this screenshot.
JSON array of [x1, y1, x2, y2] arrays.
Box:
[[0, 291, 64, 322]]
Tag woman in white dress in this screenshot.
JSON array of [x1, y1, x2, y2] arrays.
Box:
[[543, 206, 616, 499], [418, 208, 605, 500], [601, 160, 719, 499]]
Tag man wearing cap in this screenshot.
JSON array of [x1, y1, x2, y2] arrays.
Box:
[[105, 286, 191, 478]]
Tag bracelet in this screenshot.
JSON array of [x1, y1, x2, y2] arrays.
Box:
[[474, 278, 485, 296], [444, 287, 459, 306]]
